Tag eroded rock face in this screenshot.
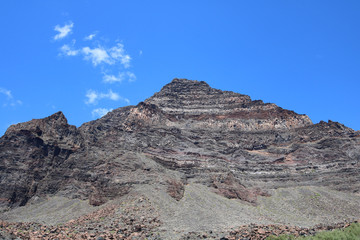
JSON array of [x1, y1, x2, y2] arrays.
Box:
[[146, 78, 313, 131], [0, 112, 83, 208], [0, 78, 359, 209], [211, 173, 270, 204]]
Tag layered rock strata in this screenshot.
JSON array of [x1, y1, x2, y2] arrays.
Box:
[[0, 78, 359, 210]]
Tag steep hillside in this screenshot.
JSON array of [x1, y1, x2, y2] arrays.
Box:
[[1, 78, 359, 239]]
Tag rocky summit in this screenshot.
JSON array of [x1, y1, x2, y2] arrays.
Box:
[[1, 78, 360, 239]]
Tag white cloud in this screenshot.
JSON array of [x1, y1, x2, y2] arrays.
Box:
[[107, 89, 120, 101], [60, 44, 79, 56], [92, 108, 112, 118], [84, 33, 96, 41], [82, 46, 111, 66], [0, 88, 22, 107], [55, 29, 132, 69], [121, 55, 131, 68], [103, 72, 136, 83], [10, 100, 23, 106], [103, 72, 136, 84], [0, 88, 12, 98], [80, 43, 132, 68], [103, 73, 125, 83], [85, 89, 121, 105], [122, 97, 130, 104], [109, 43, 131, 68], [53, 24, 135, 98], [85, 90, 99, 104], [127, 72, 136, 82], [54, 22, 73, 40]]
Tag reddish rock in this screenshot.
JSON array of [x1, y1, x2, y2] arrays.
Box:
[[0, 78, 359, 237], [167, 179, 185, 201]]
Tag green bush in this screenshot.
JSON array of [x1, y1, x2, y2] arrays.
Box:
[[267, 223, 360, 240]]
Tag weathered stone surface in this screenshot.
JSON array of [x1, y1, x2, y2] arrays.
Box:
[[167, 179, 185, 201], [0, 78, 359, 215], [146, 78, 313, 131], [0, 111, 83, 208]]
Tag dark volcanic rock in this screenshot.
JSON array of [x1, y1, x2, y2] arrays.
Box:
[[0, 112, 82, 208], [146, 78, 313, 131], [167, 179, 185, 201], [0, 78, 359, 211], [212, 173, 269, 204]]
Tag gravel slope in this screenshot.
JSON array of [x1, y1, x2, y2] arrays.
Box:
[[1, 184, 360, 239]]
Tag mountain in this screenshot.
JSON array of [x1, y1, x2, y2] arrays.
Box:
[[1, 78, 359, 239]]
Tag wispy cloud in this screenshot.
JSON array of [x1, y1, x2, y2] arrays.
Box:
[[85, 89, 129, 105], [54, 22, 134, 83], [91, 108, 113, 118], [85, 89, 130, 105], [103, 73, 125, 83], [103, 72, 136, 83], [54, 22, 73, 40], [109, 43, 131, 68], [53, 22, 134, 115], [0, 88, 22, 107], [82, 46, 111, 66], [0, 88, 12, 98], [122, 97, 130, 104], [9, 100, 22, 107], [58, 41, 132, 68], [80, 43, 131, 68], [84, 33, 97, 41], [127, 72, 136, 82], [60, 44, 79, 56]]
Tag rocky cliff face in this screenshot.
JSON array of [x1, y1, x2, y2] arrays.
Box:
[[146, 79, 312, 131], [1, 78, 359, 211], [0, 112, 83, 208]]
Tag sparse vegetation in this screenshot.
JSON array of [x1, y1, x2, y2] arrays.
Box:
[[309, 193, 321, 200], [267, 223, 360, 240]]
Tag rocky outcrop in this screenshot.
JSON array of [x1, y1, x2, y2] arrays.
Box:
[[0, 214, 358, 239], [146, 78, 313, 131], [0, 78, 359, 211], [5, 111, 82, 149], [167, 179, 185, 201], [0, 112, 82, 208], [211, 173, 269, 204]]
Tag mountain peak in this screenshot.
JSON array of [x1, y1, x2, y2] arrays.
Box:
[[5, 111, 69, 134], [147, 78, 246, 105], [145, 79, 312, 131], [1, 78, 359, 238], [170, 78, 210, 86], [46, 111, 67, 122], [156, 78, 213, 95]]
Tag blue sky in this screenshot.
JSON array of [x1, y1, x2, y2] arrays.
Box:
[[1, 1, 359, 136]]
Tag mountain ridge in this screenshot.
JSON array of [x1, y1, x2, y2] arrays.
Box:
[[1, 78, 359, 239]]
